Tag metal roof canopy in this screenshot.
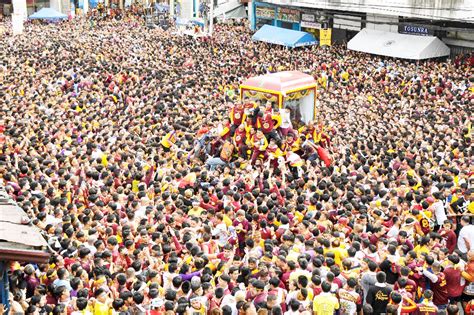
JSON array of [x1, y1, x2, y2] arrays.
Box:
[[348, 28, 450, 60], [0, 188, 50, 264]]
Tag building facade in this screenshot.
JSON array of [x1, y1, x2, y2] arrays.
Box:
[[248, 0, 474, 51]]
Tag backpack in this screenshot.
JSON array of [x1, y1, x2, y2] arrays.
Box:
[[220, 142, 234, 162]]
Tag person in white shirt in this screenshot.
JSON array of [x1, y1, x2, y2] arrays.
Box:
[[458, 216, 474, 253], [431, 192, 448, 226], [279, 108, 292, 137], [360, 260, 378, 303], [221, 294, 238, 315], [387, 217, 401, 239], [211, 213, 229, 248]]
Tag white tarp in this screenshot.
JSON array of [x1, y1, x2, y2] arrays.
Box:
[[348, 28, 450, 60]]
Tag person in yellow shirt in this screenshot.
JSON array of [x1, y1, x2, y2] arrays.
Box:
[[413, 236, 431, 256], [91, 288, 112, 315], [222, 207, 233, 227], [340, 70, 349, 84], [188, 202, 205, 217], [160, 128, 177, 152], [73, 297, 93, 315], [313, 281, 339, 315], [186, 297, 207, 314], [323, 239, 348, 267], [282, 133, 300, 153]]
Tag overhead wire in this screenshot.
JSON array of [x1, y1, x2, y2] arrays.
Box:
[[289, 1, 474, 22]]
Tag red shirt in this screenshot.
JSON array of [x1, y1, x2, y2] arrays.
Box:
[[313, 286, 322, 297], [260, 227, 272, 240], [431, 272, 449, 305], [369, 234, 380, 245], [394, 278, 418, 298], [230, 201, 241, 211], [414, 302, 437, 315], [216, 252, 231, 262], [234, 129, 247, 146], [258, 114, 275, 134], [231, 107, 245, 126], [441, 229, 457, 253], [444, 267, 464, 298]]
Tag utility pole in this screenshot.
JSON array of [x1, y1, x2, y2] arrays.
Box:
[[84, 0, 89, 14], [170, 0, 174, 18], [249, 0, 254, 31], [209, 0, 213, 36]]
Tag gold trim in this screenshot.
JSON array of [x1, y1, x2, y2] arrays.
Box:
[[284, 84, 318, 94], [240, 84, 317, 95], [240, 85, 283, 95]]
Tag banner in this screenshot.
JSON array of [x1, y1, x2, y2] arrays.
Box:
[[398, 24, 434, 36], [277, 7, 299, 23], [301, 13, 320, 29], [255, 6, 274, 20], [320, 28, 332, 46], [156, 12, 170, 30]]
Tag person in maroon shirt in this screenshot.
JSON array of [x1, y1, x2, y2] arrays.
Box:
[[252, 280, 268, 309], [439, 220, 457, 253], [423, 262, 449, 308], [215, 244, 234, 262], [232, 209, 249, 257], [259, 220, 273, 240], [208, 287, 225, 311], [394, 266, 418, 299], [397, 231, 414, 251], [369, 227, 386, 245], [228, 266, 239, 291], [414, 290, 438, 315], [444, 254, 465, 303], [24, 265, 40, 299], [268, 277, 287, 313], [280, 259, 293, 291]]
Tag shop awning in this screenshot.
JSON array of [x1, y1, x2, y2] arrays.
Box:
[[252, 25, 318, 48], [348, 28, 450, 60], [29, 7, 68, 20]]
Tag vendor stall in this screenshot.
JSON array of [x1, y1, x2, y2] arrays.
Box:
[[240, 71, 317, 126]]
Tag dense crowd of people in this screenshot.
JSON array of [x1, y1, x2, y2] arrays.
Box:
[[0, 10, 473, 315]]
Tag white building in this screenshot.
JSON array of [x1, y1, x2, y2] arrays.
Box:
[[249, 0, 474, 51]]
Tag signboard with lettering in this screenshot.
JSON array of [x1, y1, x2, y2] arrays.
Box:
[[277, 7, 300, 23], [256, 6, 275, 20], [398, 24, 434, 36], [320, 28, 332, 46], [301, 13, 321, 29]]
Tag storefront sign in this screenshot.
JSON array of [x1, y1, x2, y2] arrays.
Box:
[[277, 7, 300, 23], [301, 13, 321, 29], [256, 6, 275, 20], [320, 28, 332, 46], [398, 24, 434, 36]]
